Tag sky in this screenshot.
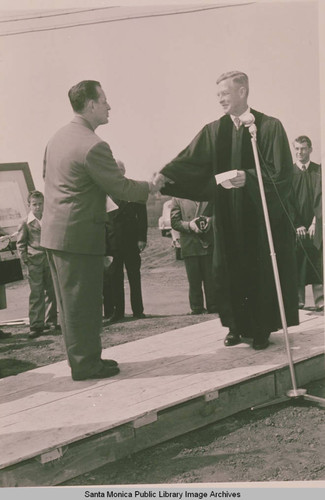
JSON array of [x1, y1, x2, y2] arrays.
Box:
[[0, 0, 323, 190]]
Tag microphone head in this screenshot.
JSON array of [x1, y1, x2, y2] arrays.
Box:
[[241, 113, 255, 127], [249, 123, 257, 134]]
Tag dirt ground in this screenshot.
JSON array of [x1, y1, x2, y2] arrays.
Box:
[[1, 228, 325, 484]]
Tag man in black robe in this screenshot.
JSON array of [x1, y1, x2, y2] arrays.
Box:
[[290, 135, 323, 311], [157, 70, 299, 350]]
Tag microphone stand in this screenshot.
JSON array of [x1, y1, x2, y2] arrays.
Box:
[[247, 122, 325, 410]]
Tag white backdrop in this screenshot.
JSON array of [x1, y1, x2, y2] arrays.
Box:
[[0, 0, 322, 188]]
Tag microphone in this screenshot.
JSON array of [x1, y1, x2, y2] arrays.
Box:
[[241, 112, 257, 138]]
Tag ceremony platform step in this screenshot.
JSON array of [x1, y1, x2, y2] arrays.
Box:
[[0, 310, 324, 487]]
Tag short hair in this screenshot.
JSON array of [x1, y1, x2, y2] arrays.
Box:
[[294, 135, 312, 148], [28, 190, 44, 204], [68, 80, 101, 113], [216, 71, 249, 95]]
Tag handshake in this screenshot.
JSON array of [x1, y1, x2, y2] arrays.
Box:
[[148, 173, 174, 195]]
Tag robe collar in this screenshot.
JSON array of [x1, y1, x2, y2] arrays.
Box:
[[296, 160, 311, 171]]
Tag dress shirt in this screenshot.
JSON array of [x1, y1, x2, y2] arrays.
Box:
[[296, 160, 311, 171], [230, 107, 251, 128]]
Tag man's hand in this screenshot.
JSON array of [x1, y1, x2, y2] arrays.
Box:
[[138, 241, 146, 252], [149, 173, 173, 194], [205, 216, 212, 232], [189, 219, 202, 233], [308, 223, 316, 239], [229, 170, 246, 188], [296, 226, 307, 239]]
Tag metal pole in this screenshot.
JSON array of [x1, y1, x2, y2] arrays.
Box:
[[245, 119, 325, 409], [249, 126, 300, 395]]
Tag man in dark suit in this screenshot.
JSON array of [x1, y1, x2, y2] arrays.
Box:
[[41, 80, 159, 381], [291, 135, 323, 311], [103, 161, 148, 322]]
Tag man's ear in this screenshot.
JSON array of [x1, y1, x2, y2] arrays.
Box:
[[239, 86, 247, 99], [84, 99, 94, 113]]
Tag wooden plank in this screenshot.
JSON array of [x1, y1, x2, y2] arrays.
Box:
[[0, 318, 323, 468], [0, 423, 135, 487], [133, 374, 276, 452], [0, 318, 220, 399], [1, 312, 322, 403], [1, 350, 323, 487], [0, 313, 323, 475]]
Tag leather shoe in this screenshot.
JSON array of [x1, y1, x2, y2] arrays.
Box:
[[0, 330, 11, 339], [224, 331, 241, 346], [101, 359, 118, 367], [72, 364, 120, 381], [133, 312, 146, 319], [28, 328, 43, 339], [108, 313, 124, 324], [190, 309, 205, 315], [252, 338, 270, 350]]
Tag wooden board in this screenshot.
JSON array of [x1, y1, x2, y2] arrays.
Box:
[[0, 310, 323, 486]]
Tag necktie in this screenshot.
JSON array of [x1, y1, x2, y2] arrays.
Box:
[[301, 164, 306, 171], [234, 117, 241, 130]]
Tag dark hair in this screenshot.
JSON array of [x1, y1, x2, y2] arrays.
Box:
[[28, 190, 44, 204], [68, 80, 101, 113], [216, 71, 249, 96], [294, 135, 312, 148]]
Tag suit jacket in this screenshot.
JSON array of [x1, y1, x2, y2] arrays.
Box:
[[17, 213, 45, 263], [170, 198, 213, 258], [41, 116, 149, 255], [105, 201, 148, 256]]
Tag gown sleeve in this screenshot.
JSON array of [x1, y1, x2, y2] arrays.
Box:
[[160, 125, 217, 201]]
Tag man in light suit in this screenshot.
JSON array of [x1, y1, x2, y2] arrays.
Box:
[[41, 80, 159, 381], [170, 198, 217, 315]]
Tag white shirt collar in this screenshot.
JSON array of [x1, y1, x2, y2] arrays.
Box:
[[27, 211, 42, 226], [230, 107, 251, 125], [296, 160, 311, 170]]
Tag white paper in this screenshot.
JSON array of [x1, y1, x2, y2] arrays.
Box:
[[215, 170, 238, 189]]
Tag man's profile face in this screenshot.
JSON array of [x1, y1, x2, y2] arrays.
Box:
[[92, 86, 111, 126], [294, 141, 312, 164], [217, 78, 246, 116]]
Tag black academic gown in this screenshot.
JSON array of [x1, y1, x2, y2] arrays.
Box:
[[161, 109, 299, 338], [290, 162, 323, 285]]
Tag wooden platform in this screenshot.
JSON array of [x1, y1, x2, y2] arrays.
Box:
[[0, 310, 324, 487]]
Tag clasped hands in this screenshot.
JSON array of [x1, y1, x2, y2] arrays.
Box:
[[148, 173, 174, 195], [296, 223, 316, 239]]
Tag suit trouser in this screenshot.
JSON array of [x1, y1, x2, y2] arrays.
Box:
[[103, 264, 115, 317], [109, 250, 143, 316], [298, 284, 324, 308], [47, 250, 103, 377], [184, 254, 217, 312], [27, 255, 57, 330]]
